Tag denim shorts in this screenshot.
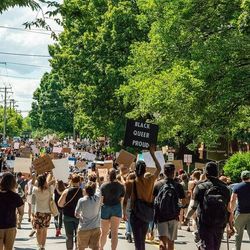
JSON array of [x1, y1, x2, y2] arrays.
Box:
[[101, 203, 122, 220]]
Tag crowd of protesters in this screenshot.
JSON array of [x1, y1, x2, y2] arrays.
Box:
[[0, 138, 249, 250]]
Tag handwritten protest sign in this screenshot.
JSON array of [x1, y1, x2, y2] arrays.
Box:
[[14, 157, 32, 174], [124, 119, 159, 149], [33, 155, 55, 175]]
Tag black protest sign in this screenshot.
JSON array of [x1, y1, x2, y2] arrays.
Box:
[[124, 119, 159, 149]]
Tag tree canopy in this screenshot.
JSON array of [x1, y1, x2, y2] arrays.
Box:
[[28, 0, 249, 149]]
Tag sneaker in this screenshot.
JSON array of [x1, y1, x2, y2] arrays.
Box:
[[28, 218, 31, 222], [126, 234, 132, 243], [17, 223, 21, 229], [29, 230, 36, 237]]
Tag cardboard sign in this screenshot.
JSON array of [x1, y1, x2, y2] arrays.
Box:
[[53, 147, 62, 154], [104, 160, 113, 169], [98, 168, 108, 181], [52, 158, 70, 183], [14, 157, 32, 174], [124, 119, 159, 149], [20, 148, 32, 158], [172, 160, 183, 172], [62, 147, 71, 154], [14, 142, 20, 150], [195, 162, 205, 170], [116, 149, 136, 167], [76, 161, 86, 170], [33, 155, 55, 175]]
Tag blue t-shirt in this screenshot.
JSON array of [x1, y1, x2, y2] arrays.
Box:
[[233, 182, 250, 213]]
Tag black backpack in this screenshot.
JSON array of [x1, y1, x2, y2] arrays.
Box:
[[200, 184, 228, 227], [154, 182, 180, 222]]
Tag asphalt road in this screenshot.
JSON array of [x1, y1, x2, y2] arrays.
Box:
[[14, 209, 250, 250]]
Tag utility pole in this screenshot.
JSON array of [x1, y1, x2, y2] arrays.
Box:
[[0, 86, 13, 140]]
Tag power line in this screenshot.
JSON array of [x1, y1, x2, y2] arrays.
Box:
[[0, 25, 52, 35], [0, 51, 51, 58], [0, 74, 40, 80], [0, 61, 50, 69]]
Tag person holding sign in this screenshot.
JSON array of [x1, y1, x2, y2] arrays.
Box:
[[31, 173, 54, 250], [123, 147, 161, 250]]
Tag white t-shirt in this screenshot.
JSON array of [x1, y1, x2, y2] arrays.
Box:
[[32, 185, 54, 213]]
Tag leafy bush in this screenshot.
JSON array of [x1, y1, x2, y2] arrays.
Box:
[[223, 152, 250, 183]]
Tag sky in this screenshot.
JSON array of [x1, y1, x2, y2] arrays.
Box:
[[0, 3, 62, 117]]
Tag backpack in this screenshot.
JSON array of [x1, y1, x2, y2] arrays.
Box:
[[154, 182, 180, 222], [200, 184, 228, 227]]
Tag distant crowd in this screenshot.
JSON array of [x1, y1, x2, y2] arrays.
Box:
[[0, 139, 249, 250]]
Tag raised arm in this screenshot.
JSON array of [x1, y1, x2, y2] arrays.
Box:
[[149, 146, 161, 178]]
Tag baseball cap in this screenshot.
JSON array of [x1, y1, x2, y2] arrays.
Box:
[[241, 170, 250, 180]]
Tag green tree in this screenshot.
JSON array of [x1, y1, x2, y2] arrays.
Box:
[[224, 152, 250, 183], [29, 72, 73, 134], [40, 0, 149, 145], [0, 0, 41, 13], [119, 0, 250, 147]]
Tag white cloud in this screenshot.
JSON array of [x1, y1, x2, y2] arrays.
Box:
[[0, 4, 61, 117]]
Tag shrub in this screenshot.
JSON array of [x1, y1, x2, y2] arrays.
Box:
[[223, 152, 250, 183]]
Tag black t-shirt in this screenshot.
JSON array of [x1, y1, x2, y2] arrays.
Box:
[[101, 181, 125, 206], [193, 177, 231, 217], [63, 187, 83, 218], [153, 178, 186, 199], [0, 190, 24, 229]]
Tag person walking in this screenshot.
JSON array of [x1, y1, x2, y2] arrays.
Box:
[[230, 170, 250, 250], [100, 169, 125, 250], [75, 181, 102, 250], [0, 173, 24, 250], [185, 162, 234, 250], [31, 173, 54, 250], [123, 148, 161, 250], [153, 163, 185, 250], [58, 174, 83, 250], [54, 180, 66, 237]]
